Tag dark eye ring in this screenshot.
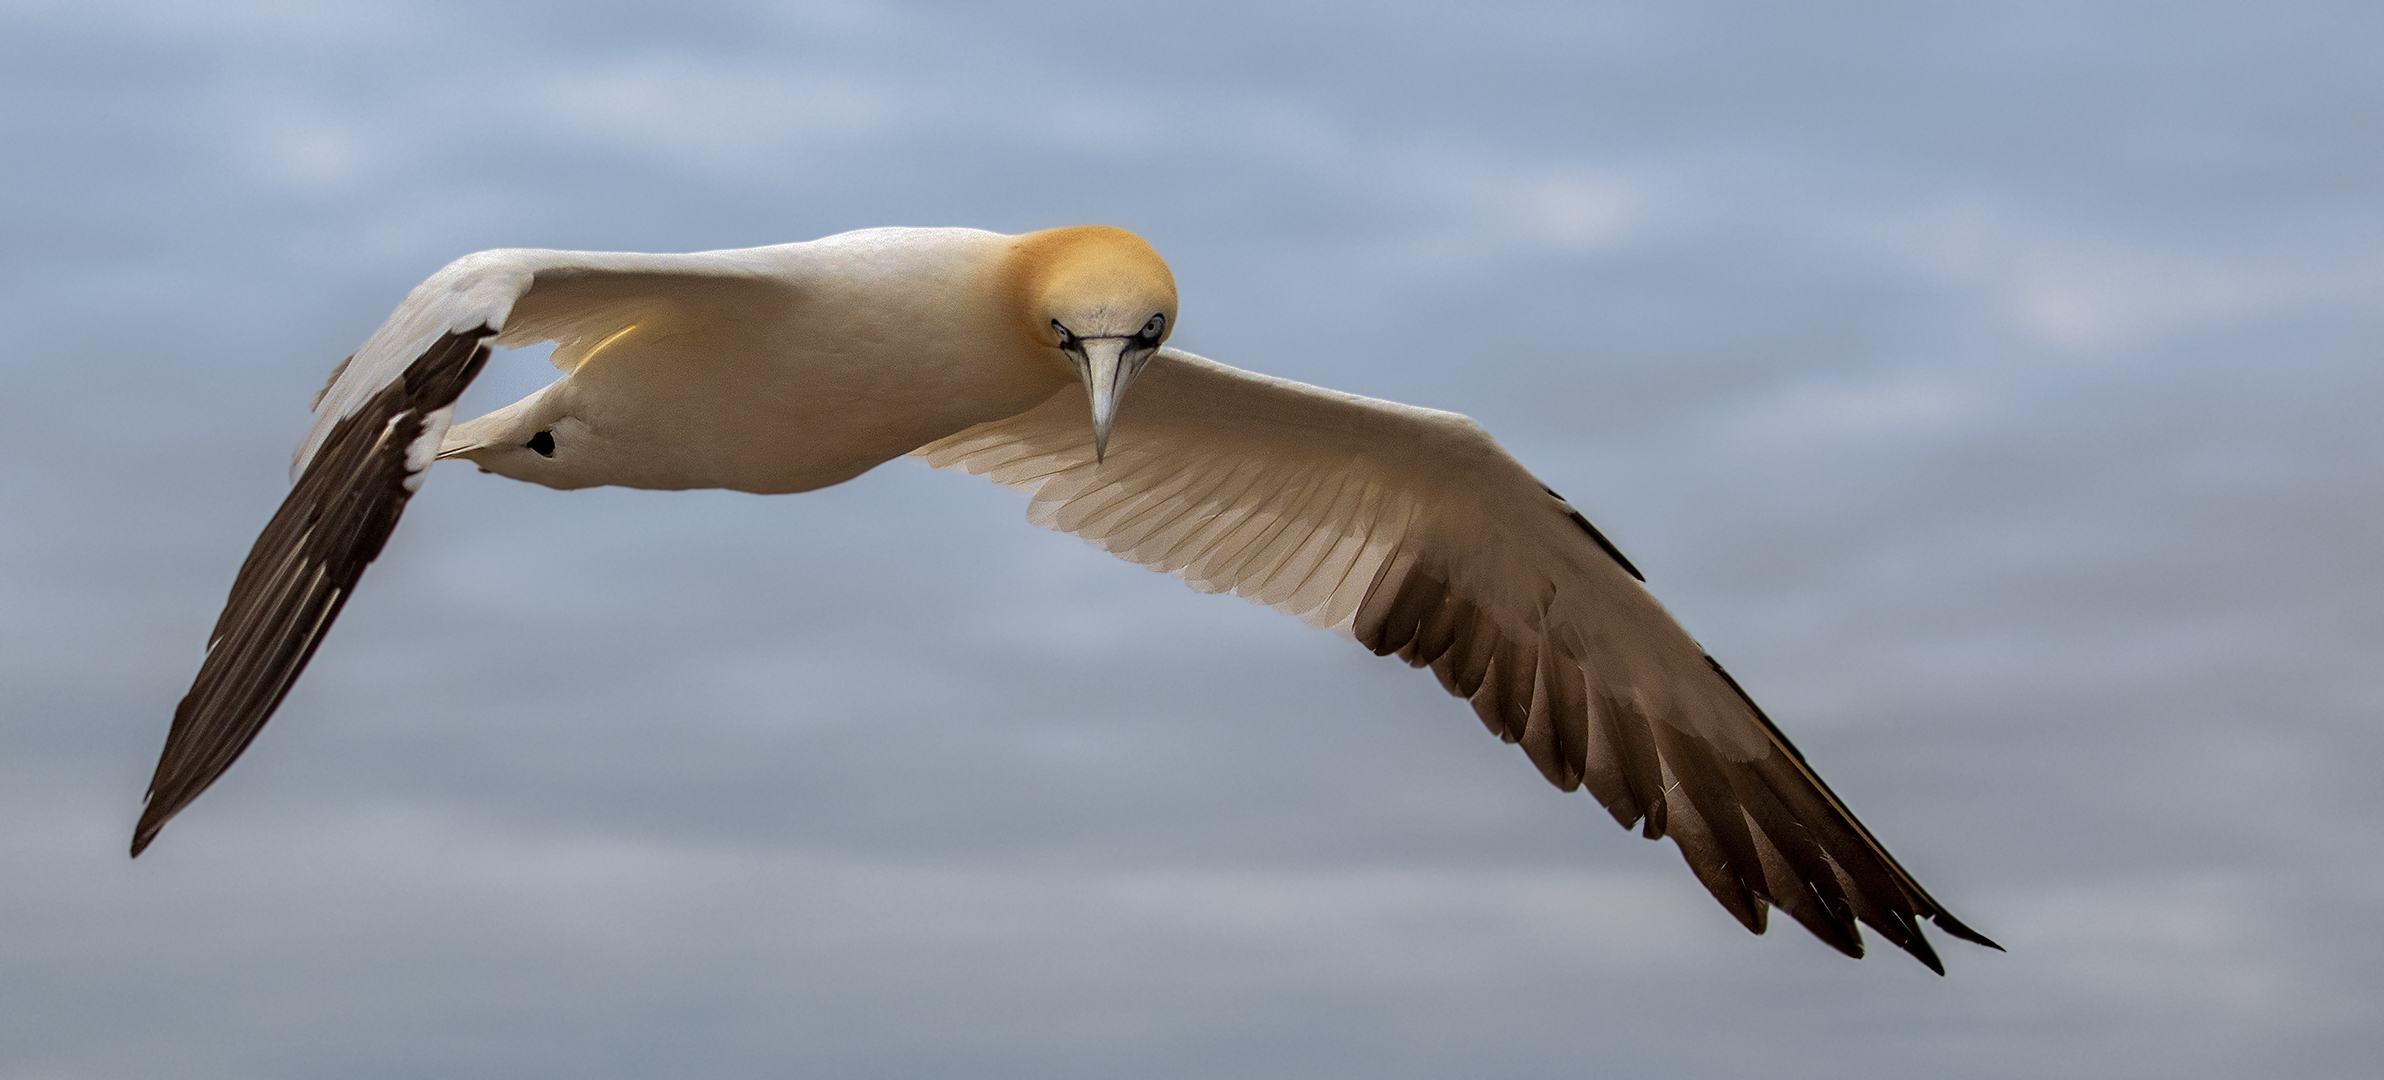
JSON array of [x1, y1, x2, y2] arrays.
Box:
[[1141, 314, 1164, 338], [1051, 320, 1074, 345]]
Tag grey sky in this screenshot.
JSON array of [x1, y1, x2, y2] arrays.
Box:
[[2, 1, 2379, 1077]]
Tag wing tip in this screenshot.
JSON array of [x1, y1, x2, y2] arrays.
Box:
[[1870, 909, 1998, 973], [130, 772, 192, 858], [128, 811, 165, 858], [1929, 911, 2004, 952]]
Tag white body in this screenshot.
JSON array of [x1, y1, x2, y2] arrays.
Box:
[[399, 228, 1075, 493]]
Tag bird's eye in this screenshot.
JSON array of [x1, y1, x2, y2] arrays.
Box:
[[1051, 319, 1075, 346], [1141, 314, 1164, 338]]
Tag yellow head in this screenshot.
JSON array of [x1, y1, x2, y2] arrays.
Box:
[[1005, 226, 1177, 459]]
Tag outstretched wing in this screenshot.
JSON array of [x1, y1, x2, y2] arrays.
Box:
[[133, 324, 496, 855], [134, 246, 780, 855], [139, 241, 834, 848], [131, 243, 547, 856], [916, 348, 1999, 971]]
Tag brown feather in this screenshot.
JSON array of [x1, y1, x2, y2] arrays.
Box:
[[133, 327, 493, 856]]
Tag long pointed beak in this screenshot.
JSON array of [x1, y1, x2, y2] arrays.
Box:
[[1076, 337, 1136, 462]]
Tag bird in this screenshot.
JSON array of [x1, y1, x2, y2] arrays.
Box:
[[137, 224, 2000, 972]]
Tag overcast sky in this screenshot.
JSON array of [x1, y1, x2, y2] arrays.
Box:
[[3, 1, 2380, 1077]]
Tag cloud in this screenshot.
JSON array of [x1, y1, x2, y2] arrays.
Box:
[[1711, 369, 1976, 453], [238, 104, 374, 191], [521, 58, 901, 175], [1849, 199, 2339, 351]]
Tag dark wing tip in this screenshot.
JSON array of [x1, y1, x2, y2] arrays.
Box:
[[129, 817, 161, 858], [130, 325, 494, 858], [130, 798, 178, 857], [1930, 911, 2004, 952], [1693, 651, 2000, 970], [1351, 471, 1994, 975]]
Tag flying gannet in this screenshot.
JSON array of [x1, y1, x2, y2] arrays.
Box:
[[136, 225, 1999, 972]]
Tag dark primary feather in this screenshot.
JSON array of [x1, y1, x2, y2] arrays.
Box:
[[1351, 503, 2001, 972], [132, 327, 494, 856]]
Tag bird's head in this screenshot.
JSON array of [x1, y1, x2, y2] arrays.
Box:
[[1009, 226, 1177, 461]]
